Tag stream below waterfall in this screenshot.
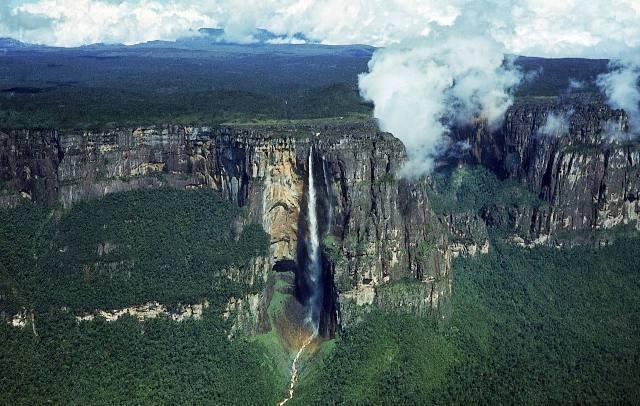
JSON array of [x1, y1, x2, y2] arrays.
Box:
[[277, 335, 315, 406]]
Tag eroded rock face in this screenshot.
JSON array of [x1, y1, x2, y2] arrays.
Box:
[[0, 123, 452, 332], [75, 301, 210, 323], [442, 213, 490, 258], [3, 96, 639, 332], [454, 95, 640, 244], [253, 144, 303, 261], [223, 294, 262, 339], [318, 136, 451, 327], [219, 256, 271, 336]]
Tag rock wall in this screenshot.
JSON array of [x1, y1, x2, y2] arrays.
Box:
[[3, 94, 638, 332], [453, 95, 640, 244], [319, 137, 450, 327], [0, 123, 451, 332]]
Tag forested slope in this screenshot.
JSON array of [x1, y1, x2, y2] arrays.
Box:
[[0, 188, 286, 405], [293, 238, 640, 404]]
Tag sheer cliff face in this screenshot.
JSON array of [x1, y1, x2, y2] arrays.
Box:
[[319, 134, 450, 326], [454, 95, 640, 243], [3, 95, 637, 331], [192, 129, 451, 329], [0, 124, 451, 332]]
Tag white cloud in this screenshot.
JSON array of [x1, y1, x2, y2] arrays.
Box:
[[523, 67, 543, 84], [6, 0, 215, 46], [3, 0, 636, 58], [353, 0, 639, 176], [502, 0, 640, 58], [538, 111, 572, 137], [358, 11, 521, 176], [267, 37, 306, 45], [601, 118, 633, 140], [0, 0, 460, 47], [597, 57, 640, 132], [568, 79, 586, 90]]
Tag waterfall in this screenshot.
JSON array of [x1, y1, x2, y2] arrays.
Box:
[[277, 148, 327, 406], [322, 156, 332, 232], [305, 147, 322, 334]]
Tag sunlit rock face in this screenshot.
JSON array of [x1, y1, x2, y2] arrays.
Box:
[[255, 145, 303, 261], [75, 301, 210, 323], [185, 132, 305, 261]]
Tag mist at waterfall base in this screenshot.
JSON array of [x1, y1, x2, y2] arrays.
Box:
[[295, 147, 334, 338]]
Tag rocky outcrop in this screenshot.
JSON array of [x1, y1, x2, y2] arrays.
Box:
[[453, 94, 640, 244], [220, 257, 271, 336], [442, 212, 490, 257], [319, 140, 450, 327], [223, 294, 263, 338], [75, 301, 210, 323]]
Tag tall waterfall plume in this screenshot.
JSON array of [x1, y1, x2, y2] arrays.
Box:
[[305, 147, 322, 335], [322, 156, 332, 232]]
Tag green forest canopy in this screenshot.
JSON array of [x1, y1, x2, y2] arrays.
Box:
[[1, 186, 638, 404], [293, 239, 640, 404]]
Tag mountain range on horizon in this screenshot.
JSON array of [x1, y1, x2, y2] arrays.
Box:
[[0, 28, 337, 50]]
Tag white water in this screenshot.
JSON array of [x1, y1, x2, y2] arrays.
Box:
[[277, 149, 325, 406], [322, 156, 332, 231], [277, 334, 315, 406], [306, 148, 322, 334]]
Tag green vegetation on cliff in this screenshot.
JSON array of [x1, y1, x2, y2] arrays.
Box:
[[0, 188, 269, 313], [428, 165, 543, 216], [0, 187, 286, 404], [293, 238, 640, 404], [2, 173, 638, 404]]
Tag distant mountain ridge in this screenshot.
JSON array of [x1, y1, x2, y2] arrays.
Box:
[[0, 28, 318, 51], [197, 27, 312, 44], [0, 38, 33, 49]]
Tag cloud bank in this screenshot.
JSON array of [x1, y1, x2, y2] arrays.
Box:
[[1, 0, 214, 46], [358, 13, 521, 175], [355, 0, 639, 175], [0, 0, 637, 56]]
